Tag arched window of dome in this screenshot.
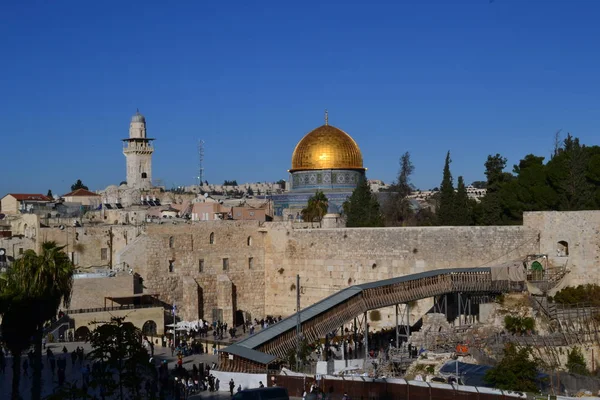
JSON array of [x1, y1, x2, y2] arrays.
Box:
[[209, 232, 215, 245], [247, 236, 252, 246]]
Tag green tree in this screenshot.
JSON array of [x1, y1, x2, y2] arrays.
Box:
[[436, 151, 456, 225], [47, 189, 53, 198], [484, 344, 539, 392], [454, 176, 473, 225], [479, 154, 510, 225], [71, 179, 89, 191], [471, 181, 487, 189], [566, 346, 589, 375], [301, 190, 328, 226], [30, 242, 74, 400], [87, 317, 154, 400], [343, 177, 384, 227], [547, 134, 594, 211], [0, 243, 74, 400], [247, 187, 254, 196], [383, 152, 415, 226]]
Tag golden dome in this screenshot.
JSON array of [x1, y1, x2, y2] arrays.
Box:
[[291, 124, 364, 172]]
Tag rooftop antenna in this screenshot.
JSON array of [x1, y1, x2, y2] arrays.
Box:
[[198, 140, 205, 186]]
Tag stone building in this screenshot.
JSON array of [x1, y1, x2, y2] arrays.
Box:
[[123, 110, 154, 190]]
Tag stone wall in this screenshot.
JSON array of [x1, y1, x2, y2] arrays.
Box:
[[116, 220, 539, 327], [118, 221, 266, 323], [69, 275, 136, 310], [523, 211, 600, 286], [38, 225, 144, 269], [263, 224, 540, 327]]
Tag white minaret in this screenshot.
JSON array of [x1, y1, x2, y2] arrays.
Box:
[[123, 110, 154, 189]]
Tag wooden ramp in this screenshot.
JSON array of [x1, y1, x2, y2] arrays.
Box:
[[220, 266, 525, 372]]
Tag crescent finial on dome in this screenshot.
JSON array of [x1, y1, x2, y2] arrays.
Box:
[[325, 109, 328, 126]]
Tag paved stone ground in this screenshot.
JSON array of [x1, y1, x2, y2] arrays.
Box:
[[0, 341, 223, 400]]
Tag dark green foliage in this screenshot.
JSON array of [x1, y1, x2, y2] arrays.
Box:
[[476, 135, 600, 225], [454, 176, 474, 225], [566, 346, 589, 375], [344, 177, 384, 227], [0, 242, 74, 400], [301, 190, 328, 225], [471, 181, 487, 189], [247, 187, 254, 196], [436, 151, 456, 225], [71, 179, 89, 191], [223, 180, 238, 186], [47, 189, 53, 198], [504, 315, 535, 335], [484, 344, 539, 392], [87, 317, 154, 400], [383, 152, 415, 226], [553, 284, 600, 306]]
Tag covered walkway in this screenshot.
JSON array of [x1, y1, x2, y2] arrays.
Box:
[[220, 266, 525, 371]]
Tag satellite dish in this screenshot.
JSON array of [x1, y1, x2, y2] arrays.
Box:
[[59, 225, 65, 230], [0, 249, 5, 256], [204, 193, 209, 198]]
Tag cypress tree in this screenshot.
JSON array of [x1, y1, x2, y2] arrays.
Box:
[[454, 176, 472, 225], [436, 151, 456, 225], [344, 177, 384, 227]]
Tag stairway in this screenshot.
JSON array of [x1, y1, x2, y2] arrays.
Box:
[[45, 315, 73, 340]]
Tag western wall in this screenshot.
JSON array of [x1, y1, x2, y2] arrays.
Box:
[[115, 216, 552, 327]]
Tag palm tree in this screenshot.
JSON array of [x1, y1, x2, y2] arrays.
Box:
[[301, 190, 329, 227], [0, 243, 74, 400], [29, 242, 74, 400], [0, 249, 40, 400]]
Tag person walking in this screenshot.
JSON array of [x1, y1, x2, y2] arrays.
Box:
[[229, 378, 235, 396]]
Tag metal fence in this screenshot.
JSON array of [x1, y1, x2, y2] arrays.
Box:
[[269, 375, 530, 400]]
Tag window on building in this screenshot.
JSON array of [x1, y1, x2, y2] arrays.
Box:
[[557, 241, 569, 257], [101, 248, 108, 261], [248, 257, 254, 269], [247, 236, 252, 246], [209, 232, 215, 244], [19, 248, 23, 255], [169, 236, 174, 248], [199, 259, 204, 273], [169, 260, 174, 273], [223, 258, 229, 271], [141, 172, 147, 179]]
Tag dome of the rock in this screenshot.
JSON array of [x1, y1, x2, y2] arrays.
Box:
[[290, 124, 364, 172]]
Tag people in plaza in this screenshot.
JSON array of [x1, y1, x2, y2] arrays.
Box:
[[229, 378, 235, 395]]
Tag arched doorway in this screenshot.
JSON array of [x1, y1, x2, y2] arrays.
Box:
[[142, 320, 157, 336], [74, 326, 91, 341]]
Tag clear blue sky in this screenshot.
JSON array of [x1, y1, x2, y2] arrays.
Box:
[[1, 0, 599, 195]]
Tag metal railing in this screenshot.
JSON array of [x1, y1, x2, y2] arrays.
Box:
[[66, 303, 163, 314]]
